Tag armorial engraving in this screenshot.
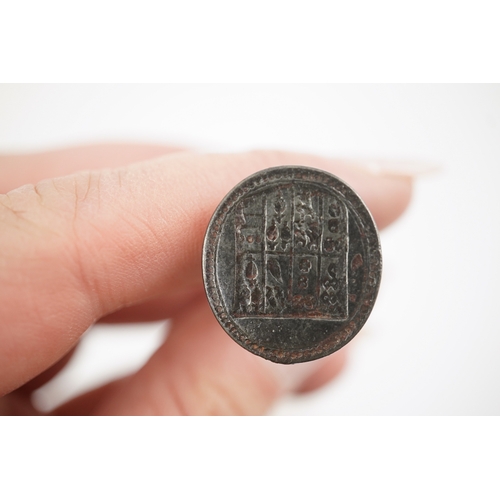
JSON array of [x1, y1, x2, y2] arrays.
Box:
[[233, 182, 349, 320], [203, 166, 382, 364]]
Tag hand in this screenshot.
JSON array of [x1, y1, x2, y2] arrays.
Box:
[[0, 144, 412, 415]]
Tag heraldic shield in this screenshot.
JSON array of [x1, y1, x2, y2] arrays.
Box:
[[233, 183, 349, 320]]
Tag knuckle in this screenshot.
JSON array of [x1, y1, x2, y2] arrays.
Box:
[[0, 182, 63, 241], [195, 377, 248, 416], [182, 363, 279, 416]]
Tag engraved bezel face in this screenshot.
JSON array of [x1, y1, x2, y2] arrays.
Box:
[[203, 166, 382, 364]]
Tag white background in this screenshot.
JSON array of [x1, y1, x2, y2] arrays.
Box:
[[1, 84, 499, 415]]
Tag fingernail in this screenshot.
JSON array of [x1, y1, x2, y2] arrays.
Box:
[[356, 159, 442, 177]]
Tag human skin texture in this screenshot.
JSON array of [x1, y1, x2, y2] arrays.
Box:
[[0, 144, 412, 415]]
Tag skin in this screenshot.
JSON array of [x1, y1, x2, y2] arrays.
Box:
[[0, 144, 412, 415]]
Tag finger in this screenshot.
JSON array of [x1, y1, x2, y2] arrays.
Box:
[[0, 392, 41, 416], [15, 346, 78, 394], [0, 143, 190, 329], [0, 150, 412, 394], [50, 379, 125, 416], [53, 298, 346, 415], [100, 165, 410, 324], [0, 346, 77, 415], [98, 286, 204, 323], [0, 142, 185, 193], [101, 165, 409, 324]]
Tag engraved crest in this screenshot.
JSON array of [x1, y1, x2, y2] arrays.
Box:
[[203, 165, 382, 364], [233, 183, 349, 320]]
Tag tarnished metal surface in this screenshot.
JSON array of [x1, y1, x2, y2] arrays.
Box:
[[202, 166, 382, 364]]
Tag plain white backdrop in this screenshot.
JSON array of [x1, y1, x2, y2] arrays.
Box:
[[1, 84, 499, 415]]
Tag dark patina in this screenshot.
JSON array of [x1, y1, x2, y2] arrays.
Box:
[[202, 166, 382, 364]]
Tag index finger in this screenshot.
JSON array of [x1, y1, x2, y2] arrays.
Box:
[[0, 150, 412, 394]]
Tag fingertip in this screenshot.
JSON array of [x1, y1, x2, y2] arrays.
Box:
[[233, 151, 414, 231], [362, 174, 413, 230]]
